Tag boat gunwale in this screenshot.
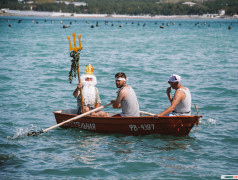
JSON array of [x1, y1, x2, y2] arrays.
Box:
[[53, 110, 203, 119]]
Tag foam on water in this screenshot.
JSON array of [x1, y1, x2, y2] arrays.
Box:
[[7, 124, 42, 139], [207, 118, 217, 125], [199, 118, 217, 126]]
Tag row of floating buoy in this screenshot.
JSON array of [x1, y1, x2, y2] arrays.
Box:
[[4, 19, 233, 30], [90, 21, 124, 28], [74, 20, 234, 30]]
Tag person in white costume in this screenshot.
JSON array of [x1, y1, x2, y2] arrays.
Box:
[[73, 64, 108, 117], [155, 74, 191, 117]]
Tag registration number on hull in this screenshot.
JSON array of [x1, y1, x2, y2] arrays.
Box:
[[129, 124, 155, 132]]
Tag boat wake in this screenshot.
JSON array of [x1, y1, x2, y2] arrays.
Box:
[[7, 125, 42, 139], [200, 118, 216, 125], [207, 118, 216, 125]]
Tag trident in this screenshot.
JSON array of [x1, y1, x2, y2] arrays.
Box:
[[67, 32, 82, 53], [67, 32, 85, 113]]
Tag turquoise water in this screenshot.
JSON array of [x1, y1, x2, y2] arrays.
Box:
[[0, 16, 237, 179]]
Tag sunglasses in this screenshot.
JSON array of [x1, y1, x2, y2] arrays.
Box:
[[168, 81, 177, 84]]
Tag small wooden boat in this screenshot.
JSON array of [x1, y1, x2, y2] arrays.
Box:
[[53, 109, 202, 136]]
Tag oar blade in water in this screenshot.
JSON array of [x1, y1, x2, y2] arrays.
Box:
[[27, 130, 43, 136]]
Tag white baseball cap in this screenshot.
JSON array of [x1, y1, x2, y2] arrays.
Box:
[[168, 74, 181, 83]]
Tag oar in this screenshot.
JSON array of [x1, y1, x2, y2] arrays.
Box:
[[139, 110, 155, 116], [27, 102, 113, 136], [194, 104, 199, 132], [194, 104, 199, 116]]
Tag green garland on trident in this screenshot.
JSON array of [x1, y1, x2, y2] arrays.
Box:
[[67, 32, 83, 83], [68, 50, 80, 83]]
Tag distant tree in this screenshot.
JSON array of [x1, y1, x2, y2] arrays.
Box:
[[1, 0, 238, 16]]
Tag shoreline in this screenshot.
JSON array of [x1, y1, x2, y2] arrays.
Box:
[[1, 9, 237, 20]]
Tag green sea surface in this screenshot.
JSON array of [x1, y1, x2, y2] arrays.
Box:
[[0, 16, 237, 179]]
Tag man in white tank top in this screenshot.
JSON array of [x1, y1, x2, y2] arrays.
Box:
[[111, 72, 140, 117], [155, 74, 191, 117]]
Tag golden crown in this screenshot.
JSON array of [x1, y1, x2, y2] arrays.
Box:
[[85, 64, 94, 75]]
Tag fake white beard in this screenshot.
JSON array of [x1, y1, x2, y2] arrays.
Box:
[[82, 83, 96, 106], [80, 74, 97, 106]]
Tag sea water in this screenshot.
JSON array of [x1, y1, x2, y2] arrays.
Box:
[[0, 16, 237, 179]]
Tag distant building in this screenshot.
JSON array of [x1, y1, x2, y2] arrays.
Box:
[[73, 2, 87, 7], [55, 1, 87, 7], [29, 5, 36, 10], [1, 8, 9, 13], [182, 2, 196, 7], [218, 9, 225, 16]]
